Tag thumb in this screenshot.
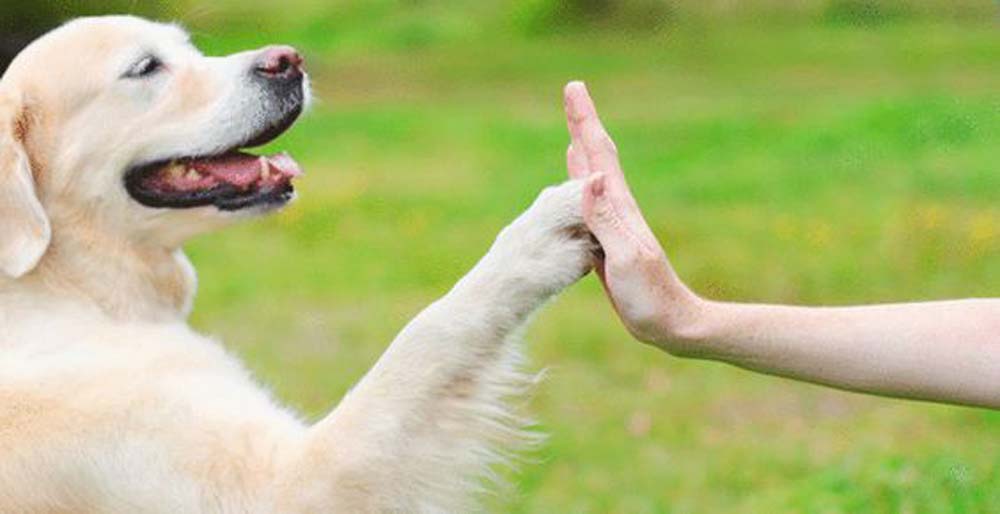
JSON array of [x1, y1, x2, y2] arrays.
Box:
[[583, 172, 667, 265], [582, 172, 632, 251], [583, 172, 661, 249]]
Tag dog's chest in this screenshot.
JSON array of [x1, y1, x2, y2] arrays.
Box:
[[0, 318, 305, 514]]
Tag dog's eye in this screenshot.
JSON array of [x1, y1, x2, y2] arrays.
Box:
[[124, 56, 164, 79]]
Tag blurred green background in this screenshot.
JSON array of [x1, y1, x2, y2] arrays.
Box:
[[6, 1, 999, 512]]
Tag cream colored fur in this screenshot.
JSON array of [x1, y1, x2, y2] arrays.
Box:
[[0, 16, 594, 513]]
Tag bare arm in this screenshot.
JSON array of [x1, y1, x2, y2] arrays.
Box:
[[563, 81, 1000, 409], [688, 300, 1000, 408]]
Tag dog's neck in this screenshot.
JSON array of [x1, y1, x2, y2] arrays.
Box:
[[8, 221, 196, 323]]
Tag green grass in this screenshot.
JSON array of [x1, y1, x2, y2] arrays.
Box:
[[172, 4, 1000, 512]]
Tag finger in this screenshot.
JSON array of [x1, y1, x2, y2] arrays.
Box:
[[566, 83, 656, 246], [563, 81, 588, 149], [564, 84, 593, 179], [564, 82, 644, 222], [584, 172, 661, 256], [566, 143, 590, 180], [564, 82, 623, 180]]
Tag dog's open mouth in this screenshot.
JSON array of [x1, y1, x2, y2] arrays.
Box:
[[125, 151, 302, 211], [124, 108, 305, 211]]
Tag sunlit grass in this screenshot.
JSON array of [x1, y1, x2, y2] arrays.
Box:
[[180, 7, 999, 513]]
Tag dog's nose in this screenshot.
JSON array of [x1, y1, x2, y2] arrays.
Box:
[[253, 46, 304, 81]]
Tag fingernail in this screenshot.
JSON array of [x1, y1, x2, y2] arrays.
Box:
[[565, 81, 589, 104]]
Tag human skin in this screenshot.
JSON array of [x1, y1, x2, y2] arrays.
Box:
[[563, 81, 1000, 410]]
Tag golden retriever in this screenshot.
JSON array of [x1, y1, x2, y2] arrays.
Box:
[[0, 16, 593, 513]]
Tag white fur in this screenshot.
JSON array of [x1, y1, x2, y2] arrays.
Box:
[[0, 16, 594, 513], [1, 180, 592, 513]]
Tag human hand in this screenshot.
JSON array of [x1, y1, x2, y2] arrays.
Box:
[[563, 82, 705, 350], [562, 83, 1000, 409]]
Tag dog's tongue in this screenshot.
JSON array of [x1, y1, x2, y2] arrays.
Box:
[[191, 151, 302, 189]]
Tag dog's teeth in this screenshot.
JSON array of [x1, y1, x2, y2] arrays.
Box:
[[259, 157, 271, 180], [168, 163, 185, 179], [185, 168, 201, 181]]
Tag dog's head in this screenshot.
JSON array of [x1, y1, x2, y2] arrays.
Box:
[[0, 16, 308, 279]]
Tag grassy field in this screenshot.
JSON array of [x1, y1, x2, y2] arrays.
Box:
[[140, 2, 1000, 512]]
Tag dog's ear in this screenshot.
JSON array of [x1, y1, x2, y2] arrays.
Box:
[[0, 90, 50, 279]]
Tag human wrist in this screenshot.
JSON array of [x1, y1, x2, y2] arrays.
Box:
[[645, 288, 720, 358]]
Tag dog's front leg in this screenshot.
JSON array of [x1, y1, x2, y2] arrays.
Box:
[[276, 180, 594, 513]]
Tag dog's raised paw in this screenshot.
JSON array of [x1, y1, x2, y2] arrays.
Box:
[[491, 180, 598, 291]]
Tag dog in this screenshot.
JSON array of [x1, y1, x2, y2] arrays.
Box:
[[0, 16, 595, 514]]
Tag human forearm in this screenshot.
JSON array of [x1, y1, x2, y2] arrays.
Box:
[[562, 81, 1000, 409], [665, 298, 1000, 408]]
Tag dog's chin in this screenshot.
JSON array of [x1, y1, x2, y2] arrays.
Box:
[[219, 189, 299, 218], [124, 107, 304, 213]]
